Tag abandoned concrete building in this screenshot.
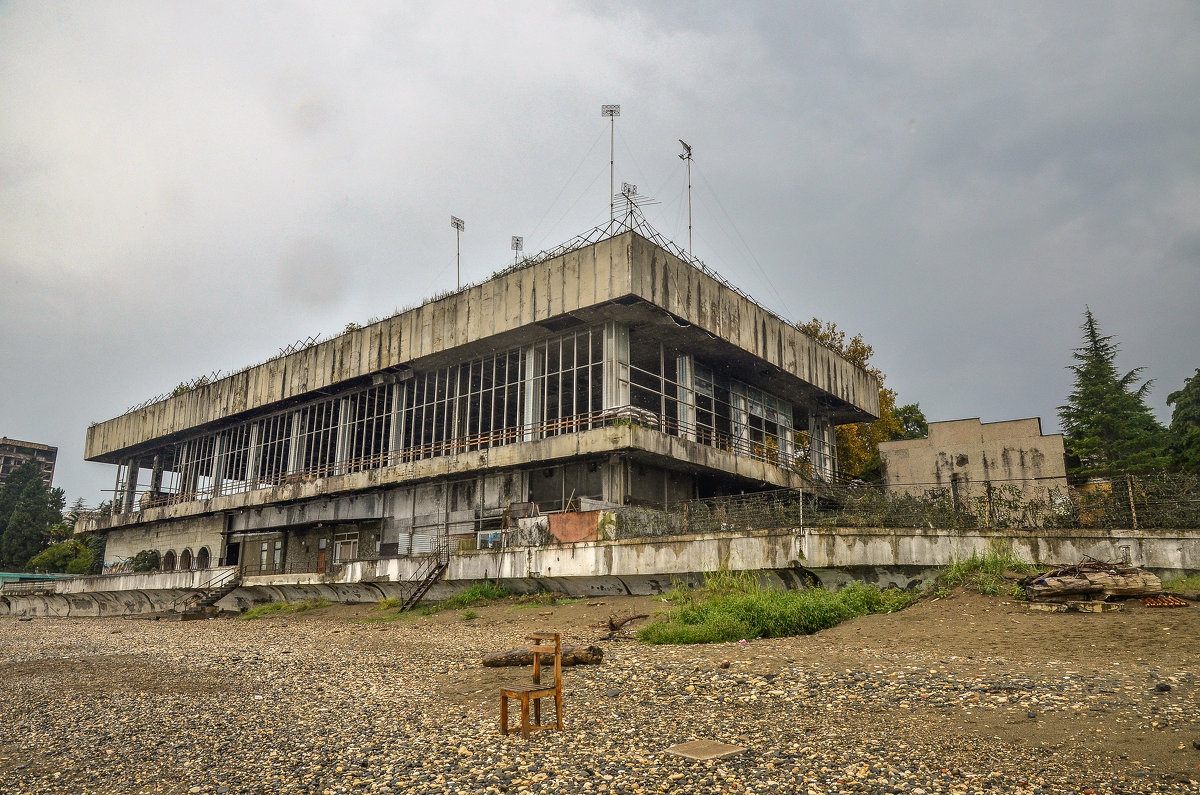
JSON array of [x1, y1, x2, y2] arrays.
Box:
[[0, 437, 58, 489], [80, 230, 879, 583], [878, 417, 1069, 508]]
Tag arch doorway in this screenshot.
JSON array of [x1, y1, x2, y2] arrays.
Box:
[[162, 550, 177, 571], [196, 547, 210, 570], [179, 548, 193, 571]]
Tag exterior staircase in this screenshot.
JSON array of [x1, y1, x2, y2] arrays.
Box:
[[171, 568, 241, 619], [398, 533, 450, 612]]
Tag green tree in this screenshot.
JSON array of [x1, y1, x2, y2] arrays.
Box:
[[894, 403, 929, 440], [1166, 368, 1200, 468], [0, 461, 66, 571], [27, 538, 94, 574], [1057, 308, 1168, 475], [796, 318, 921, 480]]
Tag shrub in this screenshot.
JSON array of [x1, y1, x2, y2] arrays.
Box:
[[130, 550, 160, 573]]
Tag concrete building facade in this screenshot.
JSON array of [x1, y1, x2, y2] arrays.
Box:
[[878, 417, 1068, 510], [81, 231, 879, 576], [0, 437, 57, 489]]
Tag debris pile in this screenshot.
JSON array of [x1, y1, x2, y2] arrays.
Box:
[[1023, 559, 1163, 604]]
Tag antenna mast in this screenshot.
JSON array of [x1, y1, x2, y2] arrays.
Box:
[[451, 216, 464, 288], [602, 104, 620, 226], [678, 140, 693, 255], [511, 235, 523, 264]]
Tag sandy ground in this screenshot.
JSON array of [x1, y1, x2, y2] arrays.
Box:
[[1, 590, 1197, 794]]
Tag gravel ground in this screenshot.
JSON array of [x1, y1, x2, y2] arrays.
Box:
[[1, 591, 1197, 795]]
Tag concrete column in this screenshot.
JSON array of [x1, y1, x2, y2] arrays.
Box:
[[388, 382, 406, 465], [602, 454, 627, 506], [122, 459, 139, 514], [602, 321, 630, 409], [522, 345, 544, 442], [111, 466, 123, 514], [245, 422, 261, 487], [676, 354, 696, 441], [149, 454, 164, 495], [210, 433, 227, 497], [286, 410, 304, 475], [335, 397, 353, 474]]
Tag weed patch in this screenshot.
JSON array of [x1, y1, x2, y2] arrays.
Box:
[[238, 599, 331, 620], [935, 543, 1038, 596], [637, 570, 913, 645], [1163, 574, 1200, 593], [443, 582, 509, 609]]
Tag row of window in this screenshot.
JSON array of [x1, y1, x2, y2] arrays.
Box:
[[116, 322, 807, 511]]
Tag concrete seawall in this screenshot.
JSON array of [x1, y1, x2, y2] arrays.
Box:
[[3, 526, 1196, 617]]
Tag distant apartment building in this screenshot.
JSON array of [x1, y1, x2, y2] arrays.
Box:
[[0, 437, 58, 489]]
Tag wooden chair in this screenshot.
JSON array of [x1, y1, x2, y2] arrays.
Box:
[[500, 632, 563, 739]]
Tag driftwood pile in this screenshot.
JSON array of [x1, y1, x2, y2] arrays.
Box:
[[1022, 559, 1163, 603]]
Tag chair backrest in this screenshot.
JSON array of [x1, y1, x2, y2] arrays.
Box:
[[527, 632, 562, 689]]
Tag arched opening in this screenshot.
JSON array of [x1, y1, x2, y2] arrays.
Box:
[[179, 548, 193, 571], [162, 550, 177, 571], [196, 547, 210, 570]]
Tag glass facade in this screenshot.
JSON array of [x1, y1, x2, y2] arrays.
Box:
[[116, 321, 814, 512]]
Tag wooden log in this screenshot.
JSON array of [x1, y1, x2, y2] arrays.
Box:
[[482, 645, 604, 668]]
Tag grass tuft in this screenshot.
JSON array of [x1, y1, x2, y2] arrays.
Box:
[[1163, 574, 1200, 593], [238, 598, 331, 620], [637, 569, 914, 645], [443, 582, 509, 609], [460, 609, 479, 620], [935, 542, 1037, 596]]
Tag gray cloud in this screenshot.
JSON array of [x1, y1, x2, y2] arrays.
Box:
[[2, 1, 1197, 503]]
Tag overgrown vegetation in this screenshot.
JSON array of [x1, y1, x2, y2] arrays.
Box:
[[442, 582, 509, 609], [1163, 574, 1200, 594], [637, 568, 913, 645], [238, 598, 331, 620], [934, 543, 1038, 596]]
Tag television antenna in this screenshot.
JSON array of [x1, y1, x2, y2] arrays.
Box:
[[450, 216, 465, 288], [678, 140, 693, 255], [614, 182, 659, 225], [511, 235, 523, 264], [602, 104, 620, 224]]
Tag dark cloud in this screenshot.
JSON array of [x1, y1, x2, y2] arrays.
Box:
[[1, 2, 1197, 503]]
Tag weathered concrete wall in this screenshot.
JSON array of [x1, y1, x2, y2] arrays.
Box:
[[86, 232, 878, 462], [102, 514, 226, 568], [879, 417, 1068, 500], [7, 527, 1194, 618]]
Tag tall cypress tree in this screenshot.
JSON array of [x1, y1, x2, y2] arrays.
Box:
[[1058, 308, 1168, 475]]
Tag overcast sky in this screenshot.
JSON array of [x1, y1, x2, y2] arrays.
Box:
[[2, 2, 1198, 505]]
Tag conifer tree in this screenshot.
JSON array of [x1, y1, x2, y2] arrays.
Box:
[[0, 461, 66, 570], [1166, 368, 1200, 468], [1057, 308, 1168, 475]]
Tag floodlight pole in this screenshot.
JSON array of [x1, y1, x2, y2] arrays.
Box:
[[679, 140, 693, 255], [602, 105, 621, 225], [511, 235, 523, 265], [451, 216, 465, 289]]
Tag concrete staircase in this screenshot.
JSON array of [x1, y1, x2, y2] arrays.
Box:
[[171, 568, 241, 620]]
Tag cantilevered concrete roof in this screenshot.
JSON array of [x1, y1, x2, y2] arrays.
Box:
[[85, 231, 879, 463]]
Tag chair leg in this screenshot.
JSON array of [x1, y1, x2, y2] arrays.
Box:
[[533, 696, 541, 728], [500, 694, 509, 736], [555, 690, 563, 730], [520, 695, 531, 740]]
